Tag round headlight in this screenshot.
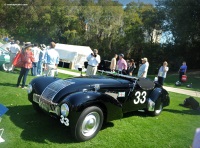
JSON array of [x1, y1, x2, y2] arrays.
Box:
[[27, 84, 33, 94], [61, 104, 69, 117]]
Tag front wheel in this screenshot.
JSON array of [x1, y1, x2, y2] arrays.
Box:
[[71, 106, 104, 142]]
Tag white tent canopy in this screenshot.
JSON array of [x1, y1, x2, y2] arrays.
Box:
[[55, 43, 92, 69]]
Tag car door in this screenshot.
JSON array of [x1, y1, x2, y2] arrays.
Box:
[[122, 78, 155, 113]]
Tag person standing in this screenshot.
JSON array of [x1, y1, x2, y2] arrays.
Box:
[[44, 42, 59, 77], [110, 54, 118, 72], [117, 53, 127, 74], [127, 59, 136, 76], [31, 43, 41, 76], [9, 40, 21, 72], [157, 61, 169, 85], [137, 57, 149, 78], [16, 43, 34, 89], [86, 49, 101, 76], [178, 61, 187, 82], [37, 44, 45, 76]]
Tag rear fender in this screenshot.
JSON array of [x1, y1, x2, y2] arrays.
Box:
[[148, 88, 162, 110], [61, 91, 123, 123]]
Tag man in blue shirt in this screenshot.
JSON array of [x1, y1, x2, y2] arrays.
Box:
[[178, 61, 187, 82], [44, 42, 59, 77]]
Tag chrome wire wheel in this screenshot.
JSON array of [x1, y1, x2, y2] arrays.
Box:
[[81, 112, 100, 137]]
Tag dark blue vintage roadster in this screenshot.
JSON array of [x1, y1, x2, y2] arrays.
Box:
[[27, 71, 170, 141]]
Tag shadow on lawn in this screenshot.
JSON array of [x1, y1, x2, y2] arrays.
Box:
[[6, 105, 115, 144], [123, 110, 149, 119], [0, 82, 17, 87], [164, 108, 200, 115], [6, 105, 77, 144]]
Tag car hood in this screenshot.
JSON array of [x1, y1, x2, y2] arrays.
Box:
[[32, 75, 131, 103], [72, 75, 131, 86]]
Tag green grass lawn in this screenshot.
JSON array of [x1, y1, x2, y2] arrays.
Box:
[[0, 70, 200, 148]]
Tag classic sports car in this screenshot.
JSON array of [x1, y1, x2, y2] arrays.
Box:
[[0, 43, 11, 71], [27, 71, 170, 142]]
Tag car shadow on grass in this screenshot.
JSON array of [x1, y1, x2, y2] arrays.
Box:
[[101, 122, 114, 130], [123, 110, 149, 119], [163, 108, 200, 115], [6, 105, 78, 144]]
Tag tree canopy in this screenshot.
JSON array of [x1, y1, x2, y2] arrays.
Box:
[[0, 0, 199, 72]]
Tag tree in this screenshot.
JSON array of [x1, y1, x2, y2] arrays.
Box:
[[157, 0, 200, 69]]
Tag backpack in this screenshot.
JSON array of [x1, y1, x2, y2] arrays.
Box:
[[183, 97, 199, 110]]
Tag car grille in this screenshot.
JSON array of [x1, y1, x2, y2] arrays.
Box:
[[40, 79, 75, 102], [33, 93, 57, 112]]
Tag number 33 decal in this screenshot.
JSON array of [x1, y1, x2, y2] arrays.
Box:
[[134, 91, 147, 104]]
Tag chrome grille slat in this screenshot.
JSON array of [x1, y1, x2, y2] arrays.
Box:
[[33, 93, 57, 112], [40, 79, 74, 102]]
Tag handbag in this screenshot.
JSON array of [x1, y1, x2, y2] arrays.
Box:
[[12, 53, 24, 68], [181, 75, 187, 82]]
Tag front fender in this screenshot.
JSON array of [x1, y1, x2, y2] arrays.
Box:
[[60, 91, 123, 124], [30, 76, 60, 95]]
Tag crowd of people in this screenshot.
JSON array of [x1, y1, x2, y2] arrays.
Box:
[[6, 40, 59, 89], [108, 53, 149, 78], [86, 51, 187, 86], [5, 39, 187, 88]]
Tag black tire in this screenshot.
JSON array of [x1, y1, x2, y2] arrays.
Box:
[[149, 103, 163, 116], [32, 102, 43, 113], [71, 106, 104, 142]]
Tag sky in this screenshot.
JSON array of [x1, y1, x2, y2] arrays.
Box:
[[117, 0, 155, 6]]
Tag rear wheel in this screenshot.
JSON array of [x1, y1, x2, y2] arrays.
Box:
[[71, 106, 104, 142], [149, 103, 163, 116]]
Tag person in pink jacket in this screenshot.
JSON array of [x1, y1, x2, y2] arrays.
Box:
[[16, 43, 35, 89]]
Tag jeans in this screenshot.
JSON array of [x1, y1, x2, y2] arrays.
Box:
[[17, 67, 30, 87], [37, 61, 43, 75], [31, 62, 38, 76]]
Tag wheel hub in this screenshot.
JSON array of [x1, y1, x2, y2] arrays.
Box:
[[86, 117, 95, 130], [82, 112, 100, 137]]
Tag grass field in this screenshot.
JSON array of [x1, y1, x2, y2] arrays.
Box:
[[0, 70, 200, 148]]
